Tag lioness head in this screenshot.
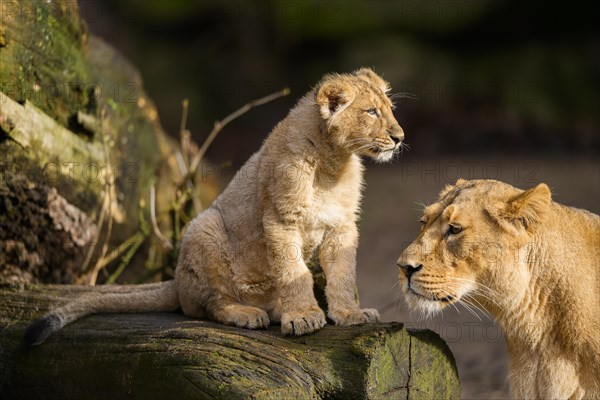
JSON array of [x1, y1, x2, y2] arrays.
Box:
[[316, 68, 404, 162], [396, 179, 552, 316]]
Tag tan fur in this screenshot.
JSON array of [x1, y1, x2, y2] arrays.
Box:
[[397, 179, 600, 399], [26, 68, 404, 344]]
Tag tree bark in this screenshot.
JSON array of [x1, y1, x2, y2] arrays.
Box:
[[0, 284, 461, 399]]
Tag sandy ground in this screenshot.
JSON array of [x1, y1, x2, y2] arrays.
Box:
[[355, 154, 599, 399]]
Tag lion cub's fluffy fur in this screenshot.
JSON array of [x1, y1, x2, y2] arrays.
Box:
[[25, 68, 404, 345], [397, 179, 600, 399]]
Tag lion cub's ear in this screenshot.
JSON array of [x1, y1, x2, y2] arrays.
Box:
[[353, 68, 391, 95], [316, 78, 357, 120], [504, 183, 552, 230]]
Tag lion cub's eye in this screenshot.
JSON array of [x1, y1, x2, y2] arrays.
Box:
[[448, 224, 463, 235], [366, 108, 379, 116]]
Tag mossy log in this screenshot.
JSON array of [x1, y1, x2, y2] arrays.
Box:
[[0, 284, 461, 399]]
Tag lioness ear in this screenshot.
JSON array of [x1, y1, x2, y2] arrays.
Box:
[[353, 67, 391, 94], [504, 183, 552, 229], [316, 79, 356, 120]]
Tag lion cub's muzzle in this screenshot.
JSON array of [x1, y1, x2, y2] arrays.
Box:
[[388, 125, 404, 149]]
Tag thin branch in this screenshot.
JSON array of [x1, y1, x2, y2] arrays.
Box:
[[187, 87, 290, 178], [93, 231, 145, 272], [89, 108, 114, 286], [150, 183, 174, 250], [88, 194, 113, 285], [106, 231, 146, 284], [180, 99, 190, 139], [79, 188, 108, 280], [175, 151, 188, 177], [179, 99, 190, 169]]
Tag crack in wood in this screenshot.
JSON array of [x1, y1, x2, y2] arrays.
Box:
[[183, 375, 213, 397], [407, 335, 412, 400]]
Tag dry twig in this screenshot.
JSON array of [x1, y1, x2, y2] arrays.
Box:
[[150, 183, 174, 250], [89, 109, 115, 285], [187, 87, 290, 180]]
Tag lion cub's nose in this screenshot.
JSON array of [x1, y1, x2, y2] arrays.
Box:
[[388, 125, 405, 144], [398, 263, 423, 280]]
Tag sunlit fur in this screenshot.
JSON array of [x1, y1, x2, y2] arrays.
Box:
[[397, 179, 600, 399], [25, 68, 404, 345]]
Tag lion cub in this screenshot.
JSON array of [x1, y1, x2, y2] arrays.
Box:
[[26, 68, 404, 344], [397, 179, 600, 399]]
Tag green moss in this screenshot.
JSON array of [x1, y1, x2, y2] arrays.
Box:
[[1, 2, 92, 129], [0, 31, 7, 47], [407, 329, 461, 399]]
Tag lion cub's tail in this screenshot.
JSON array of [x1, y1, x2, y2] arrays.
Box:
[[24, 280, 179, 346]]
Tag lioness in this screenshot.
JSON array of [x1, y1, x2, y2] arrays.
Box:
[[26, 68, 404, 345], [397, 179, 600, 399]]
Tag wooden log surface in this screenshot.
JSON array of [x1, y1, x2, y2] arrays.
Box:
[[0, 284, 461, 399]]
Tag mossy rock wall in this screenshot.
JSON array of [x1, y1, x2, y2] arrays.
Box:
[[0, 0, 216, 284]]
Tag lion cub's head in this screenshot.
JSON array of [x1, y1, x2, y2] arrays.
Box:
[[316, 68, 404, 163], [396, 179, 552, 316]]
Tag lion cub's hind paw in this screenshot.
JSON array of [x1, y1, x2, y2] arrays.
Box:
[[281, 308, 327, 336], [331, 308, 380, 326], [215, 305, 270, 330]]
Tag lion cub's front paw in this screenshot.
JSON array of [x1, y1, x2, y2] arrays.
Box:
[[330, 308, 380, 326], [281, 307, 326, 336], [215, 305, 270, 330]]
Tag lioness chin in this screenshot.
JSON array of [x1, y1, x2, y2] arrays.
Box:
[[26, 68, 404, 345], [397, 179, 600, 399]]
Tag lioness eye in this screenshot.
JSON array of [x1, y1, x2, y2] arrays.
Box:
[[367, 108, 378, 116], [448, 224, 463, 235]]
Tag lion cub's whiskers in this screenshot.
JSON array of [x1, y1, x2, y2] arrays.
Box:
[[354, 143, 376, 152], [345, 138, 370, 145]]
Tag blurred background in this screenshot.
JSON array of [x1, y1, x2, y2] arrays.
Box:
[[80, 1, 599, 398]]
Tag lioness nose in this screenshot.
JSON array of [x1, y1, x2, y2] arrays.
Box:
[[398, 263, 423, 280], [390, 135, 401, 145]]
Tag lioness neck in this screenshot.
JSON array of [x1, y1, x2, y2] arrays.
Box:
[[497, 202, 600, 355], [495, 203, 600, 398]]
